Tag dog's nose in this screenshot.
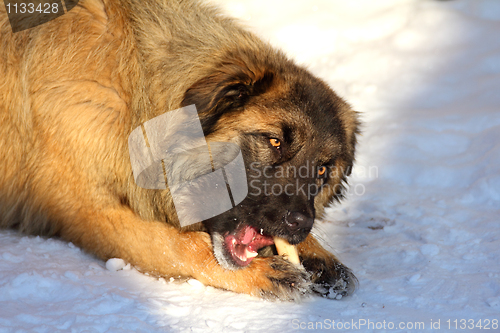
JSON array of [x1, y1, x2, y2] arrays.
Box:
[[285, 211, 314, 232]]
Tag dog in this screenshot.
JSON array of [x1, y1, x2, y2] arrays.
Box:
[[0, 0, 359, 301]]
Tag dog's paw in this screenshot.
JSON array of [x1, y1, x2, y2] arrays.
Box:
[[249, 256, 311, 301], [301, 256, 357, 300]]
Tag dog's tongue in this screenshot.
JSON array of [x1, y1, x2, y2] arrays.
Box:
[[225, 225, 274, 266], [241, 226, 257, 245], [224, 226, 303, 267]]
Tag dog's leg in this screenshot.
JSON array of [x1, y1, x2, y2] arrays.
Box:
[[61, 207, 309, 301], [297, 234, 357, 299]]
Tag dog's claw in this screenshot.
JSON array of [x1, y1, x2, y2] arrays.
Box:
[[256, 256, 311, 302], [302, 257, 357, 300]]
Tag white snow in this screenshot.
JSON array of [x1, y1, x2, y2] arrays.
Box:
[[2, 0, 500, 332], [105, 258, 128, 272]]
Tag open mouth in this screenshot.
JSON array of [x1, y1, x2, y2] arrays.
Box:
[[224, 225, 275, 266]]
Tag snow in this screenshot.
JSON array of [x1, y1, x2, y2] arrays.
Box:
[[1, 0, 500, 332]]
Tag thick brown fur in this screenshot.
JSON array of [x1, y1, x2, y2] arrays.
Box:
[[0, 0, 359, 301]]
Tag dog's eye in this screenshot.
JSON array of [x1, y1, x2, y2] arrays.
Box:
[[269, 138, 281, 149], [318, 166, 328, 178]]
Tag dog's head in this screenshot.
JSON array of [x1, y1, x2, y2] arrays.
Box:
[[182, 49, 359, 270]]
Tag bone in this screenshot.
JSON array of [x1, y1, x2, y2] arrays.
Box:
[[273, 237, 300, 265]]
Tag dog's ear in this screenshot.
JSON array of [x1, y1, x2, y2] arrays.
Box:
[[341, 109, 361, 177], [182, 60, 274, 135]]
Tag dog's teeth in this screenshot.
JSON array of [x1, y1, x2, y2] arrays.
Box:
[[245, 249, 258, 258], [273, 237, 301, 265]]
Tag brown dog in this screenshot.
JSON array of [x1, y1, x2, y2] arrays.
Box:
[[0, 0, 359, 301]]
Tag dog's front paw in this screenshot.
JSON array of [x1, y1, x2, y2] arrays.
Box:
[[249, 256, 311, 301], [301, 256, 357, 300]]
